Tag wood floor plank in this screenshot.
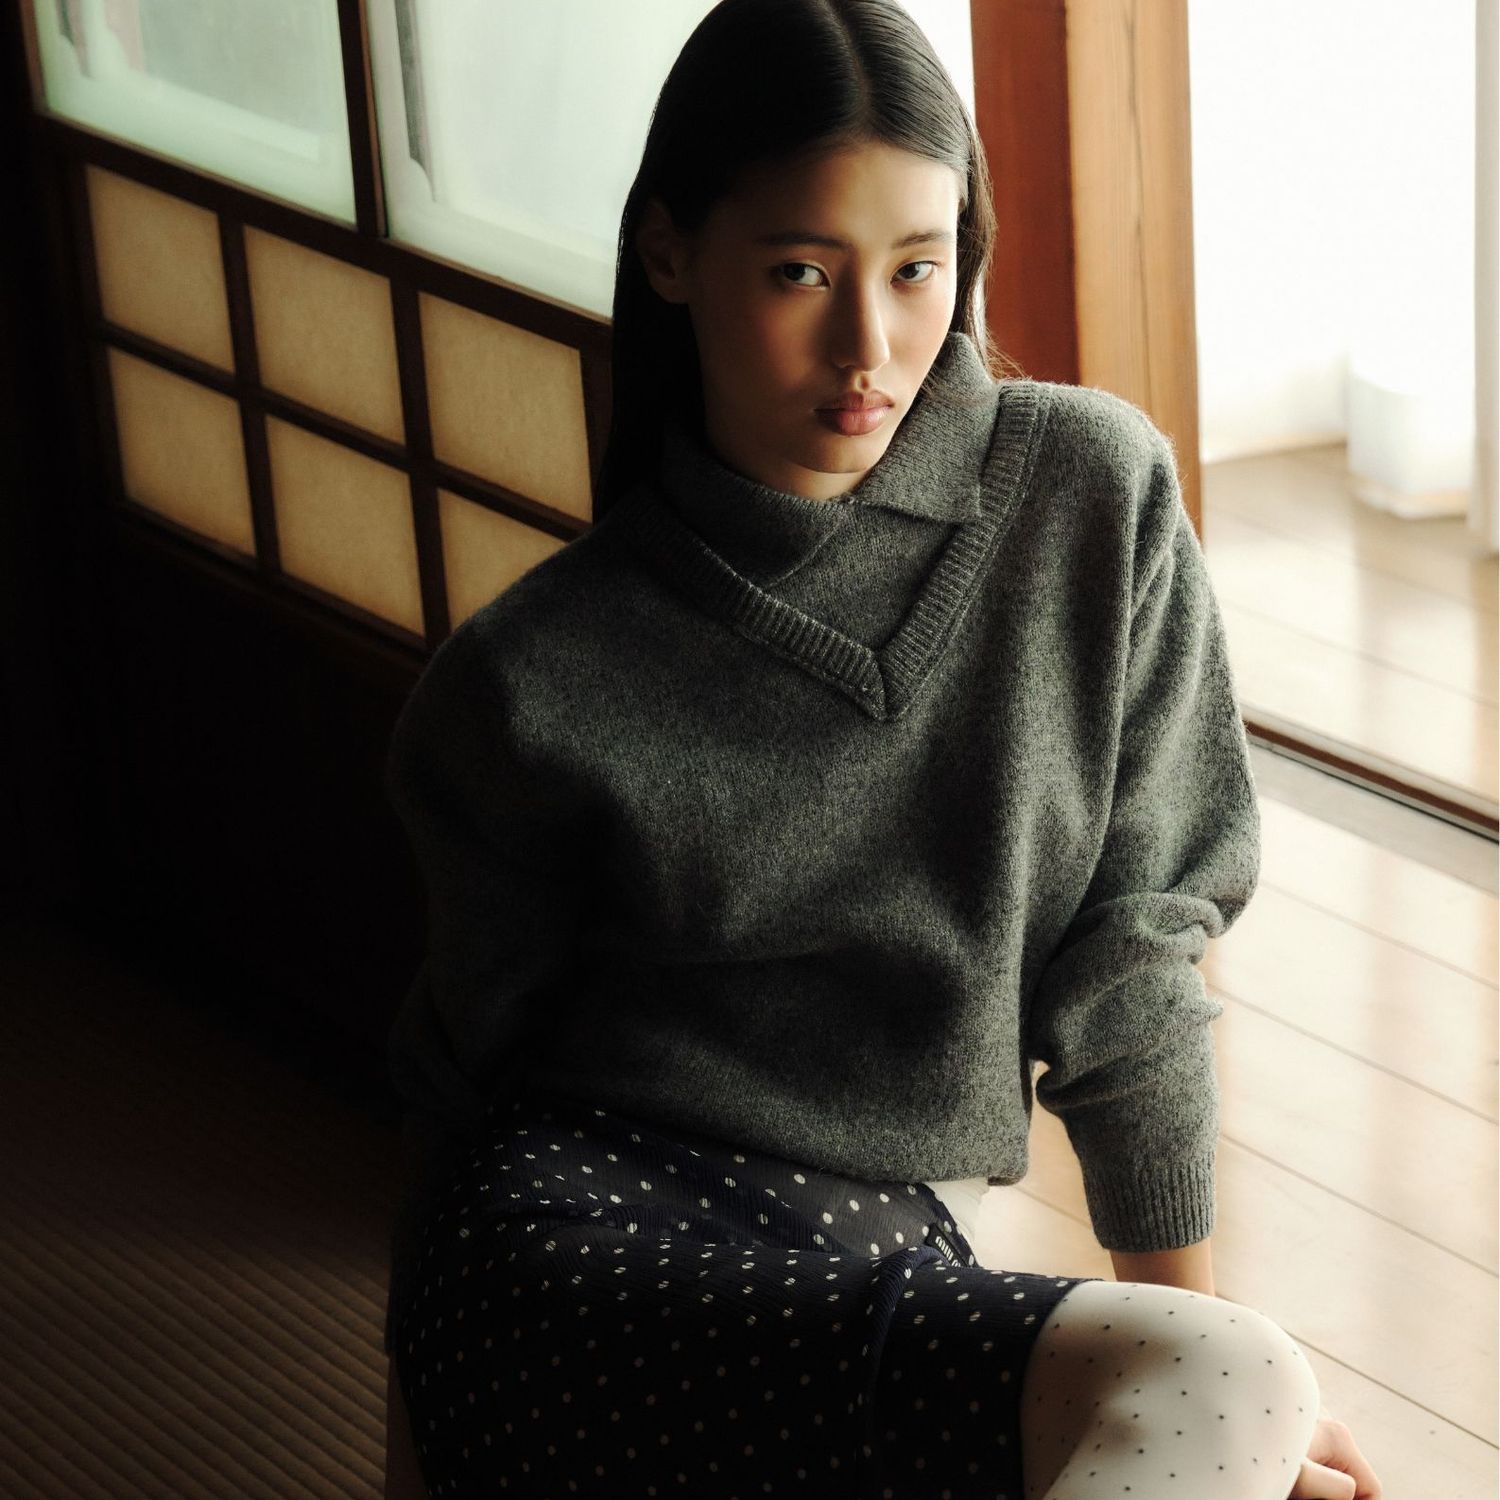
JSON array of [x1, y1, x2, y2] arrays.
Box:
[[1221, 597, 1498, 800], [1210, 988, 1496, 1270], [1253, 795, 1499, 983], [1205, 505, 1497, 701], [1204, 448, 1499, 612], [1199, 442, 1499, 816], [1203, 882, 1498, 1119]]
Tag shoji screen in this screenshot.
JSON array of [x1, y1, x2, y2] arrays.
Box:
[[24, 0, 639, 650]]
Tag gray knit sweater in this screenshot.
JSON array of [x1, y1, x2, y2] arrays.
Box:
[[380, 330, 1261, 1354]]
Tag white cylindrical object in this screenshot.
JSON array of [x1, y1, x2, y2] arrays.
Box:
[[1347, 364, 1476, 497]]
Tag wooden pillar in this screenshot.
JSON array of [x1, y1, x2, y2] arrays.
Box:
[[971, 0, 1204, 529]]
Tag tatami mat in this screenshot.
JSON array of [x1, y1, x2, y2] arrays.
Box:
[[0, 910, 400, 1499]]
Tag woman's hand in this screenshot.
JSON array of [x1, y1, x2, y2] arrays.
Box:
[[1288, 1407, 1382, 1498]]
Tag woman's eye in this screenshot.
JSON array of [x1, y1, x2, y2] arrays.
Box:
[[779, 262, 823, 287], [895, 260, 939, 285], [777, 260, 940, 289]]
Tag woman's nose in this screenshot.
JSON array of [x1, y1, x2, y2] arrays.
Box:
[[827, 291, 892, 375]]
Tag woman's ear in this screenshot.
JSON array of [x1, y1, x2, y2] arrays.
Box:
[[635, 196, 693, 305]]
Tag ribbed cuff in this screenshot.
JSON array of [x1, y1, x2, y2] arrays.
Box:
[[1078, 1151, 1218, 1252]]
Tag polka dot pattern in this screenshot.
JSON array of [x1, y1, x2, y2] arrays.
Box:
[[1016, 1280, 1325, 1499], [391, 1089, 1101, 1497]]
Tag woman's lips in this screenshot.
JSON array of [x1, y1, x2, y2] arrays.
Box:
[[815, 403, 892, 436]]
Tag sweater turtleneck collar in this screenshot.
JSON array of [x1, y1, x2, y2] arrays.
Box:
[[654, 330, 1000, 583]]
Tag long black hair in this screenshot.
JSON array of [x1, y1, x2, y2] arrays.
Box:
[[593, 0, 1013, 517]]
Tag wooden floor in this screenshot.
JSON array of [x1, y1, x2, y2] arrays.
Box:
[[1200, 441, 1498, 826]]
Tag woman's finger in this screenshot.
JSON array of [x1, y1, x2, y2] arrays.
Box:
[[1321, 1422, 1384, 1500], [1290, 1456, 1358, 1498]]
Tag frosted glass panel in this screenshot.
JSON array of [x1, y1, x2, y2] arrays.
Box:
[[266, 416, 423, 633], [246, 228, 405, 442], [364, 1, 972, 319], [87, 165, 234, 370], [440, 489, 569, 631], [367, 0, 973, 318], [367, 0, 702, 318], [32, 0, 355, 224], [421, 295, 593, 522], [107, 346, 255, 554]]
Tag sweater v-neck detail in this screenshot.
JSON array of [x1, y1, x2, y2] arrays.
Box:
[[616, 339, 1048, 721]]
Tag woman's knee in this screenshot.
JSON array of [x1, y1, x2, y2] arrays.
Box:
[[1171, 1289, 1323, 1453], [1019, 1279, 1321, 1496]]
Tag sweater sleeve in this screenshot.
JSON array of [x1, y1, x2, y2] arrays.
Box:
[[1022, 429, 1261, 1254], [381, 621, 591, 1354]]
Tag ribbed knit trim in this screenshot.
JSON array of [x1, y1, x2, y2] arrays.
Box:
[[1080, 1151, 1219, 1253], [618, 380, 1048, 721]]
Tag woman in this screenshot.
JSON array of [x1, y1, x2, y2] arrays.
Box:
[[382, 2, 1382, 1496]]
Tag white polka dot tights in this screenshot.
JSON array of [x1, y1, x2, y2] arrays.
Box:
[[1019, 1279, 1323, 1500]]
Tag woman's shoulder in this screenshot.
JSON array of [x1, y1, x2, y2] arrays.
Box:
[[1010, 377, 1176, 476], [1005, 378, 1185, 588]]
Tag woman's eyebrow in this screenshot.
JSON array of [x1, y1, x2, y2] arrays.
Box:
[[753, 228, 957, 250]]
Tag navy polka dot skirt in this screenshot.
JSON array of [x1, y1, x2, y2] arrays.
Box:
[[391, 1084, 1098, 1498]]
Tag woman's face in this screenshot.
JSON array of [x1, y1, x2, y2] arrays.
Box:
[[636, 140, 964, 501]]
